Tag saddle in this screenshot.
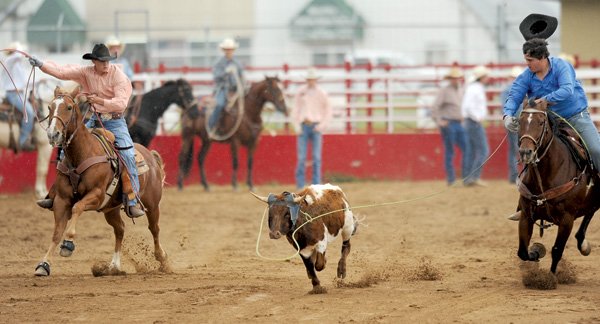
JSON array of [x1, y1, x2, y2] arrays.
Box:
[[555, 123, 590, 171]]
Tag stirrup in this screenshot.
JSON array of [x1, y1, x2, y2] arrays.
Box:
[[507, 211, 522, 221]]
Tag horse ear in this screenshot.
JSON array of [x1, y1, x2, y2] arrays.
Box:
[[69, 86, 80, 99], [54, 86, 61, 97]]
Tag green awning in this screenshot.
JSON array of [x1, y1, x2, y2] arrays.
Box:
[[26, 0, 86, 48], [290, 0, 365, 42]]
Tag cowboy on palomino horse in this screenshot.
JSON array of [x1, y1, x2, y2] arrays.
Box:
[[1, 41, 36, 152], [30, 43, 145, 218], [209, 37, 245, 138], [503, 14, 600, 222]]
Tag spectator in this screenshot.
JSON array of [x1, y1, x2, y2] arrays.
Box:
[[430, 66, 470, 186], [105, 36, 134, 80], [1, 41, 35, 151], [29, 43, 145, 218], [291, 67, 332, 189], [209, 38, 245, 135], [500, 66, 524, 184], [462, 65, 491, 187]]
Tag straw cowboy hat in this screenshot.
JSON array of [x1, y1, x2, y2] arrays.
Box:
[[219, 38, 239, 50], [6, 41, 26, 52], [510, 66, 523, 78], [305, 67, 321, 80], [519, 13, 558, 40], [82, 44, 117, 61], [105, 35, 125, 52], [472, 65, 489, 80], [444, 66, 463, 79]]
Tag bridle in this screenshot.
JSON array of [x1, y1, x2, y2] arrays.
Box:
[[177, 82, 198, 110], [49, 94, 85, 148], [263, 78, 285, 113], [519, 108, 554, 164]]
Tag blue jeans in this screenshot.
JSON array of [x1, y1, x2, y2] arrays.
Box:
[[507, 130, 519, 183], [464, 119, 489, 183], [295, 123, 322, 188], [557, 110, 600, 171], [440, 120, 470, 184], [208, 89, 227, 130], [86, 115, 140, 206], [6, 90, 35, 146]]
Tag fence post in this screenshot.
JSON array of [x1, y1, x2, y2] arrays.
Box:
[[344, 60, 353, 134], [282, 63, 290, 134], [366, 61, 373, 134]]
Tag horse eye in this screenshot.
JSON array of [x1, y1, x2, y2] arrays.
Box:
[[67, 105, 72, 110]]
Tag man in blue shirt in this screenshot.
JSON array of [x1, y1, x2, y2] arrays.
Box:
[[503, 38, 600, 169], [503, 38, 600, 221]]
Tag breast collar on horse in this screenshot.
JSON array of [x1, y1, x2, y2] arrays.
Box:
[[517, 108, 589, 225], [266, 192, 301, 226]]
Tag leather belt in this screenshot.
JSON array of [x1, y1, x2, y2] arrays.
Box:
[[100, 112, 124, 121]]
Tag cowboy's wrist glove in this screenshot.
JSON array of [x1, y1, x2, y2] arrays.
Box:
[[503, 115, 518, 133], [28, 56, 43, 68]]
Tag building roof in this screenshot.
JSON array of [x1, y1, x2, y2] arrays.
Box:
[[26, 0, 86, 47]]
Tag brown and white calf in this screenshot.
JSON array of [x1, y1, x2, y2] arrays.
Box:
[[252, 183, 358, 293]]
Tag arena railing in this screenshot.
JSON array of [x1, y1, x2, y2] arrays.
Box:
[[132, 61, 600, 135]]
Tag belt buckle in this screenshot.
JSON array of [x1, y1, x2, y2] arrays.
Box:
[[100, 113, 112, 121]]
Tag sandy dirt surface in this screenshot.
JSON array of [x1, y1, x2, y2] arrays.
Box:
[[1, 181, 600, 323]]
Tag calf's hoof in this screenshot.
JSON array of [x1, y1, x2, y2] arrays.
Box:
[[309, 285, 328, 295]]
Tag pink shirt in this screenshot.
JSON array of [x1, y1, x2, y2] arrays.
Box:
[[41, 61, 132, 114], [291, 84, 332, 133]]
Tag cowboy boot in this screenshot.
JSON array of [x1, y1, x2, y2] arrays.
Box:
[[126, 204, 146, 218], [507, 210, 522, 221], [36, 184, 56, 210]]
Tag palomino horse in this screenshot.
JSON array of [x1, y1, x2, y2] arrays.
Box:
[[0, 92, 52, 198], [177, 76, 287, 191], [34, 86, 168, 276], [126, 79, 197, 147], [516, 98, 600, 275]]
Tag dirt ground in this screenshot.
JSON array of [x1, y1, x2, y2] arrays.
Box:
[[1, 180, 600, 323]]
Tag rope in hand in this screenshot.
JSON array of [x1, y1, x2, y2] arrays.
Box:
[[255, 133, 509, 261]]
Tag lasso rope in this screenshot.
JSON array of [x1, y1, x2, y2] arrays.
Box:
[[0, 48, 37, 125], [255, 133, 509, 261]]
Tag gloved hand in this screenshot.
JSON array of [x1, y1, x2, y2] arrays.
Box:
[[225, 65, 236, 74], [503, 115, 519, 133], [28, 56, 43, 68]]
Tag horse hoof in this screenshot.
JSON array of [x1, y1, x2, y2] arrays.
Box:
[[60, 240, 75, 257], [34, 261, 50, 276], [580, 240, 592, 256], [529, 242, 546, 260]]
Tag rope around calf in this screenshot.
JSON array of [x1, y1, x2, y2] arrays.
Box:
[[255, 134, 509, 261]]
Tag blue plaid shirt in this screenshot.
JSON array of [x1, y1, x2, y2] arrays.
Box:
[[503, 56, 588, 119]]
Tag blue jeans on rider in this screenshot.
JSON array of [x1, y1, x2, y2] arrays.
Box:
[[295, 123, 322, 189], [464, 118, 489, 184], [86, 115, 140, 207], [440, 120, 470, 185], [208, 89, 227, 130], [551, 109, 600, 171], [6, 90, 35, 147], [507, 130, 519, 183]]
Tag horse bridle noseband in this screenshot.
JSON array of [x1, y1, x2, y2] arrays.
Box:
[[49, 94, 84, 147], [177, 83, 198, 110], [519, 108, 554, 163]]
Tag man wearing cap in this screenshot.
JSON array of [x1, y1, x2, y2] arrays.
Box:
[[1, 41, 36, 151], [105, 36, 134, 80], [462, 65, 490, 187], [504, 13, 600, 221], [209, 38, 245, 134], [29, 43, 145, 218], [291, 67, 332, 189], [430, 66, 470, 186]]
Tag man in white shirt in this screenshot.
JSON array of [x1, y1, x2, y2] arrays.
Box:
[[462, 65, 490, 187]]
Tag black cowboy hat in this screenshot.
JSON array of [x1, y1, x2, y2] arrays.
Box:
[[519, 13, 558, 40], [82, 43, 117, 61]]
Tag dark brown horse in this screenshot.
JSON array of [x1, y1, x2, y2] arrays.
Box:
[[34, 87, 168, 276], [516, 99, 600, 275], [177, 76, 287, 191]]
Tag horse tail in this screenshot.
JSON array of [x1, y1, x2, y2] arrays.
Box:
[[151, 150, 166, 185]]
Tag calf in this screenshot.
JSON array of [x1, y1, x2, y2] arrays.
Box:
[[252, 183, 358, 294]]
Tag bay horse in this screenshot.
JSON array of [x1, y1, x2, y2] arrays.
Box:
[[177, 76, 287, 191], [0, 91, 52, 199], [34, 86, 168, 276], [127, 78, 197, 147], [516, 98, 600, 275]]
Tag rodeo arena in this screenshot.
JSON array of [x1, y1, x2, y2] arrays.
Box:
[[3, 0, 600, 322]]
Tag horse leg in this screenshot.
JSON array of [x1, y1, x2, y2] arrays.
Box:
[[197, 137, 212, 191], [246, 145, 256, 191], [62, 190, 103, 257], [177, 134, 194, 190], [575, 212, 594, 256], [517, 215, 538, 261], [34, 141, 52, 199], [550, 221, 574, 273], [145, 204, 169, 272], [35, 204, 70, 276], [230, 140, 239, 191], [103, 208, 125, 272]]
